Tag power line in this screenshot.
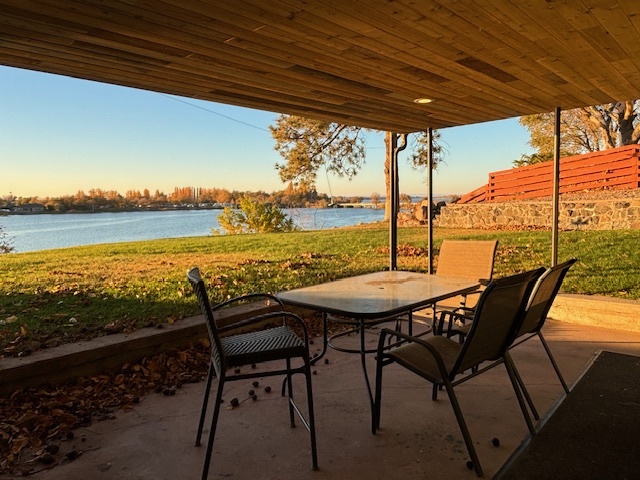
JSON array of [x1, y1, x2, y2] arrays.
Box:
[[159, 93, 270, 132]]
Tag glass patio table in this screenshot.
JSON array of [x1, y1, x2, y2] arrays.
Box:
[[277, 270, 480, 413]]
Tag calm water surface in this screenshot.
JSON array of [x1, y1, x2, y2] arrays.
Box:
[[1, 208, 385, 253]]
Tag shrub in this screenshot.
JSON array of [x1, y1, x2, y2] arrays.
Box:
[[0, 224, 14, 254], [215, 196, 297, 234]]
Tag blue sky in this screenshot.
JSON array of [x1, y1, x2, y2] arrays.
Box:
[[1, 65, 534, 199]]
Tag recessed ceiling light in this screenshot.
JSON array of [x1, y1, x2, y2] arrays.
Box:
[[414, 97, 433, 104]]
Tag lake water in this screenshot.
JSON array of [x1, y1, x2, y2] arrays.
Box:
[[0, 208, 385, 253]]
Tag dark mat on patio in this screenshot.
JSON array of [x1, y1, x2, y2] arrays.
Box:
[[495, 350, 640, 480]]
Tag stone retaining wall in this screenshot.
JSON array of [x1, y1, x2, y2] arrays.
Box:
[[435, 198, 640, 230]]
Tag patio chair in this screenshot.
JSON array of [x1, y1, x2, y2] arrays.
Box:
[[430, 239, 498, 333], [447, 259, 577, 420], [373, 268, 543, 477], [511, 258, 576, 388], [187, 267, 318, 479], [505, 258, 577, 418]]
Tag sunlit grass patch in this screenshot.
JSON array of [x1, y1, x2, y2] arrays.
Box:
[[1, 226, 639, 356]]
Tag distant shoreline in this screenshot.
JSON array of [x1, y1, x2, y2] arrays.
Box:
[[1, 194, 457, 217], [1, 206, 226, 216], [1, 203, 390, 216]]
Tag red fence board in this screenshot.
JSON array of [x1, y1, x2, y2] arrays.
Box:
[[459, 145, 640, 203]]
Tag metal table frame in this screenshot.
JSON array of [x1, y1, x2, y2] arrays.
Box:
[[277, 271, 480, 413]]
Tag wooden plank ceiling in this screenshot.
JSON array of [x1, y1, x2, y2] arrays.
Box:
[[1, 0, 640, 133]]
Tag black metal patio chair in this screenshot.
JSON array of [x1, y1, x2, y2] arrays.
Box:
[[187, 267, 318, 479], [510, 258, 577, 391], [373, 268, 543, 477], [447, 259, 577, 420]]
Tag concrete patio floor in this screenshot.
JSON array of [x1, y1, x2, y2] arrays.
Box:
[[26, 320, 640, 480]]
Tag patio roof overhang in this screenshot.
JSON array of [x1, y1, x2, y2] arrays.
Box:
[[2, 1, 640, 134]]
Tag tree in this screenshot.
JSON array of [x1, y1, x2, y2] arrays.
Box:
[[370, 192, 381, 207], [0, 225, 14, 254], [270, 115, 367, 192], [383, 130, 445, 219], [216, 195, 296, 235], [75, 190, 88, 203], [516, 100, 640, 167], [270, 115, 445, 218], [406, 129, 445, 171]]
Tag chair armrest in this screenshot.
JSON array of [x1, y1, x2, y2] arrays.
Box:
[[218, 311, 310, 343], [211, 292, 285, 313], [453, 306, 475, 316], [436, 309, 471, 336], [211, 293, 287, 332], [458, 286, 485, 309], [377, 328, 450, 377]]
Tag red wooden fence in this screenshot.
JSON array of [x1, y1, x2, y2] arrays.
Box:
[[458, 145, 640, 203]]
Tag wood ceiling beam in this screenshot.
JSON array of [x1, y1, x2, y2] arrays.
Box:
[[1, 0, 640, 132]]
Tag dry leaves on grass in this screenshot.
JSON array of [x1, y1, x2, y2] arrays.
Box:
[[0, 341, 210, 475], [375, 244, 429, 257]]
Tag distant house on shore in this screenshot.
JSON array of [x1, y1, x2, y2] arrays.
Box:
[[11, 203, 47, 213]]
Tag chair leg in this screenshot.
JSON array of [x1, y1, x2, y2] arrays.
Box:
[[373, 355, 385, 433], [431, 383, 442, 402], [431, 305, 439, 334], [304, 357, 319, 470], [508, 356, 540, 420], [286, 358, 296, 428], [538, 332, 570, 394], [503, 354, 535, 436], [442, 378, 483, 477], [195, 362, 215, 446], [201, 373, 225, 480], [436, 311, 445, 336]]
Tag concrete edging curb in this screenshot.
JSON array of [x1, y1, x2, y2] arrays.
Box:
[[0, 301, 281, 396], [549, 294, 640, 332], [1, 295, 638, 395]]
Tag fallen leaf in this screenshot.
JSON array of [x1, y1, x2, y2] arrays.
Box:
[[0, 342, 210, 473], [10, 436, 29, 455]]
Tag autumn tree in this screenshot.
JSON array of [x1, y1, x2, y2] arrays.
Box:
[[400, 193, 412, 206], [214, 189, 233, 205], [75, 190, 88, 203], [270, 115, 367, 193], [153, 190, 167, 202], [516, 100, 640, 166], [406, 129, 444, 171], [270, 115, 445, 217], [383, 130, 445, 218]]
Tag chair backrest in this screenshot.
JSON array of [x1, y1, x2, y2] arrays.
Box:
[[452, 267, 544, 376], [188, 267, 225, 375], [436, 239, 498, 282], [187, 267, 287, 375], [516, 258, 577, 338]]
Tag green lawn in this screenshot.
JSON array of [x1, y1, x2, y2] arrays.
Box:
[[1, 225, 640, 356]]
